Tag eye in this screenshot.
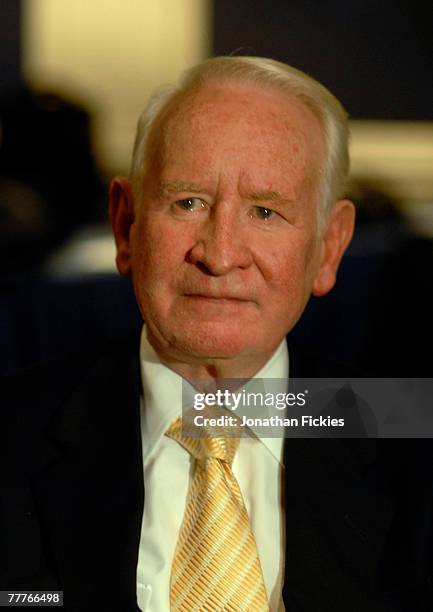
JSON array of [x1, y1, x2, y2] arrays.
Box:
[[252, 206, 275, 221], [176, 197, 206, 212]]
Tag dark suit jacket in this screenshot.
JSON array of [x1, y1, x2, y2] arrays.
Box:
[[2, 334, 433, 611]]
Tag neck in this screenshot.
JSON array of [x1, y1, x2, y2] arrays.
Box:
[[146, 333, 274, 390], [165, 356, 270, 391]]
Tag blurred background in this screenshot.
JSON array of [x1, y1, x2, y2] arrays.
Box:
[[1, 0, 432, 376]]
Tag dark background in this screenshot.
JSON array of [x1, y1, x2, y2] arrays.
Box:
[[213, 0, 433, 119]]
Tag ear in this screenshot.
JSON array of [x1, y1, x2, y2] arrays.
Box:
[[312, 199, 356, 297], [108, 177, 135, 277]]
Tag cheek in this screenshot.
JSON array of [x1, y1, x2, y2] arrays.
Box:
[[261, 235, 320, 305], [130, 214, 191, 292]]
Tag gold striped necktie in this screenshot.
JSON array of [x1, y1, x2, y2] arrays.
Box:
[[166, 416, 269, 611]]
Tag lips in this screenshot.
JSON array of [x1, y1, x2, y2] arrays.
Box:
[[180, 279, 257, 303], [184, 293, 252, 302]]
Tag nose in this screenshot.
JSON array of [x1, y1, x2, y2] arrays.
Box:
[[187, 202, 253, 275]]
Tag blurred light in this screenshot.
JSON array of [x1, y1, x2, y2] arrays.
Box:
[[22, 0, 211, 176], [349, 120, 433, 205]]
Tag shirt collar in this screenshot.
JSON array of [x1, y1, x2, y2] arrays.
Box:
[[245, 336, 288, 466], [139, 326, 187, 463], [139, 325, 288, 465]]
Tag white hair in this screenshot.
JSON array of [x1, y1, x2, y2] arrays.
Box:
[[129, 56, 350, 226]]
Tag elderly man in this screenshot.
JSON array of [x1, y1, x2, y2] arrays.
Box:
[[3, 57, 432, 611], [109, 55, 353, 610]]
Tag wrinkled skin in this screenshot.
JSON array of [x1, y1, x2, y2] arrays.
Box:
[[110, 82, 354, 380]]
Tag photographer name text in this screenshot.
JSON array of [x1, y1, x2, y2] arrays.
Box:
[[193, 414, 345, 428]]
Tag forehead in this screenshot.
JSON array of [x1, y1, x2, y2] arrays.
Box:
[[148, 81, 324, 191]]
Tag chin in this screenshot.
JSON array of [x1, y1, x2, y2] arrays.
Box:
[[165, 321, 258, 361]]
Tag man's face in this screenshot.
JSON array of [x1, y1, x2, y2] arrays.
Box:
[[112, 82, 352, 368]]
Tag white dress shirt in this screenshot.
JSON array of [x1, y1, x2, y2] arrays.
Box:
[[136, 327, 287, 611]]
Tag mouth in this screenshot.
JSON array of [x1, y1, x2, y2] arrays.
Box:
[[184, 293, 252, 303]]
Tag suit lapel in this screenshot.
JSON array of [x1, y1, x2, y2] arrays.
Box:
[[282, 342, 396, 610], [32, 336, 144, 609], [282, 437, 396, 611]]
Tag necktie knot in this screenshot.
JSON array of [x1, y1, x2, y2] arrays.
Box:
[[166, 415, 240, 465]]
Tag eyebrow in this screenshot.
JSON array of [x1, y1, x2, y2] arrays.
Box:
[[249, 190, 282, 202], [158, 181, 205, 196], [158, 182, 293, 204]]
